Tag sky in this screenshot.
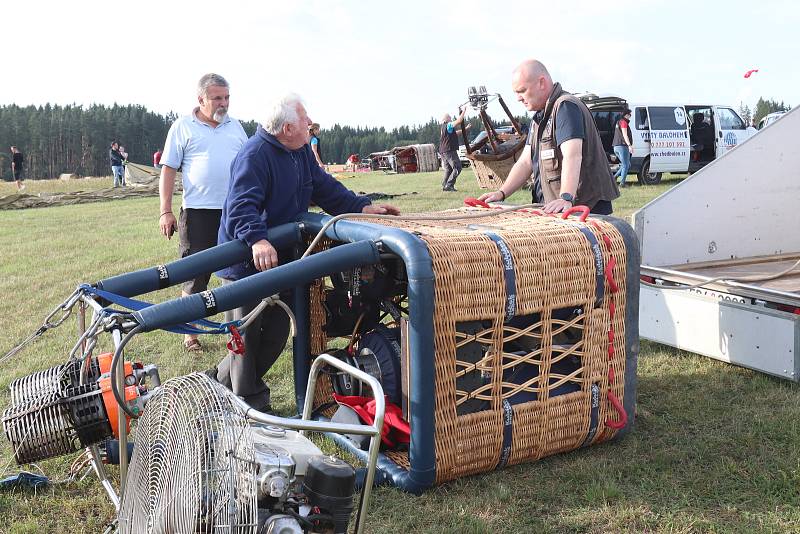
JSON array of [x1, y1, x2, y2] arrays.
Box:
[[1, 0, 797, 129]]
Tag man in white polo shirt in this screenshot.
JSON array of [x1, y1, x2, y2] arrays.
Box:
[[158, 73, 248, 352]]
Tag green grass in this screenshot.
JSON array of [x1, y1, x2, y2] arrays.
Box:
[[0, 170, 798, 533]]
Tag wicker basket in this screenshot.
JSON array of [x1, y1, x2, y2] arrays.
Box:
[[301, 208, 639, 492], [468, 138, 526, 189]]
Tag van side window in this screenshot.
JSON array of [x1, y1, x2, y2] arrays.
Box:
[[636, 108, 649, 130], [718, 108, 746, 130], [648, 106, 686, 130]]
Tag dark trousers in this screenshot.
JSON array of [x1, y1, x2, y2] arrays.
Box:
[[441, 150, 462, 189], [214, 283, 291, 410], [178, 208, 222, 294]]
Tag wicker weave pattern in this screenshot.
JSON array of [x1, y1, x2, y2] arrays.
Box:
[[308, 209, 628, 484], [469, 146, 525, 189], [308, 237, 333, 356]]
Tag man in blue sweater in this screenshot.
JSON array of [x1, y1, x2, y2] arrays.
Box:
[[213, 94, 400, 412]]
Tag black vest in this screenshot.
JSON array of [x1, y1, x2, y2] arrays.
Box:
[[531, 83, 620, 209], [439, 122, 459, 154], [612, 118, 631, 147]]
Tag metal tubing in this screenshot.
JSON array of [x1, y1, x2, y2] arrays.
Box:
[[479, 109, 499, 153], [231, 396, 379, 436], [78, 301, 86, 356], [90, 444, 120, 510], [234, 354, 384, 534], [298, 213, 437, 493], [111, 328, 128, 498], [96, 223, 301, 297], [133, 240, 380, 332], [498, 95, 524, 136], [76, 294, 121, 509], [292, 283, 311, 413], [604, 215, 640, 436], [642, 264, 800, 304], [303, 354, 384, 534]]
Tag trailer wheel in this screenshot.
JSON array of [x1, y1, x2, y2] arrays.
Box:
[[638, 157, 662, 185]]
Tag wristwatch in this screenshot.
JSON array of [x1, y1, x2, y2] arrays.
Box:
[[560, 192, 575, 204]]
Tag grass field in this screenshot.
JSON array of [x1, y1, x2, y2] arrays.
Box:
[[0, 169, 798, 533]]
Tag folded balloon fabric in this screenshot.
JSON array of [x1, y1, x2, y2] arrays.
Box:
[[332, 393, 410, 447]]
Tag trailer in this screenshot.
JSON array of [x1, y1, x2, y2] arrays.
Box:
[[368, 144, 438, 173], [633, 107, 800, 381]]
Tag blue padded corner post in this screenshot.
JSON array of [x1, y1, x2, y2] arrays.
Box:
[[298, 212, 437, 493]]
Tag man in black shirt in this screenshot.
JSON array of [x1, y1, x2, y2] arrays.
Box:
[[438, 107, 469, 191], [10, 146, 25, 191]]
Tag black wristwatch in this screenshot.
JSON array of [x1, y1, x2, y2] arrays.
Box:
[[560, 192, 575, 204]]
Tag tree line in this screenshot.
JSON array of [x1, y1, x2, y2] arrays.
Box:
[[14, 94, 790, 179], [0, 102, 527, 180], [0, 104, 179, 180], [737, 97, 792, 127]]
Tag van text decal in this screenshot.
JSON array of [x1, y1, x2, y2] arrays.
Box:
[[640, 131, 688, 140]]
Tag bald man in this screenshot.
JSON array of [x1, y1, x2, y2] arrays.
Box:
[[480, 60, 619, 214]]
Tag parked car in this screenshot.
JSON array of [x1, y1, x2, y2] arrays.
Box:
[[456, 145, 471, 166], [756, 111, 787, 130]]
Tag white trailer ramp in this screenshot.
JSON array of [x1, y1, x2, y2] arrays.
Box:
[[633, 107, 800, 380]]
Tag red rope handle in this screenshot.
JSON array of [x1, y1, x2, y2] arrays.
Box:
[[589, 219, 630, 432], [227, 325, 245, 355], [560, 205, 590, 222], [605, 390, 628, 429]]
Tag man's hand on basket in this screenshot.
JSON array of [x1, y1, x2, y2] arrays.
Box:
[[478, 190, 505, 203], [252, 239, 278, 272], [542, 198, 572, 214], [362, 204, 401, 216]]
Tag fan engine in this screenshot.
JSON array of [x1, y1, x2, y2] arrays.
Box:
[[119, 373, 356, 534], [1, 352, 158, 465]]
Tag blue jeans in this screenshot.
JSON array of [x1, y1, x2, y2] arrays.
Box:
[[112, 165, 125, 187], [613, 145, 631, 185]]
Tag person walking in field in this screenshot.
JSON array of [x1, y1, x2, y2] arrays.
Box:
[[109, 141, 126, 187], [438, 107, 469, 191], [10, 146, 25, 191]]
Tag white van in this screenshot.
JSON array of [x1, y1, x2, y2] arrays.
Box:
[[580, 95, 755, 184]]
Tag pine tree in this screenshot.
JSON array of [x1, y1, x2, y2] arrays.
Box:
[[738, 102, 752, 126]]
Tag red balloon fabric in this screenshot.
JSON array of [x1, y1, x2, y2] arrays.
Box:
[[744, 69, 759, 79], [333, 393, 410, 447]]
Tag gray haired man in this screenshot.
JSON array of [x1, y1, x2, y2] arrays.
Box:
[[211, 93, 400, 412], [158, 73, 248, 352]]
